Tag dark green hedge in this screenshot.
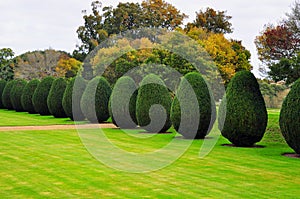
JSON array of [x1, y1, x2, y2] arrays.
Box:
[[10, 79, 27, 112], [136, 74, 172, 133], [280, 78, 300, 154], [62, 76, 87, 121], [2, 80, 16, 110], [21, 79, 40, 113], [218, 70, 267, 147], [32, 76, 55, 115], [0, 80, 7, 108], [81, 76, 112, 123], [171, 72, 216, 139], [109, 76, 138, 129], [47, 78, 67, 118]]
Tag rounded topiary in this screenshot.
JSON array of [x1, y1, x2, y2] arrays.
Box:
[[279, 78, 300, 154], [136, 74, 172, 133], [10, 79, 27, 112], [171, 72, 216, 139], [32, 76, 55, 115], [2, 80, 16, 110], [21, 79, 40, 113], [0, 80, 7, 108], [81, 76, 112, 123], [47, 78, 68, 118], [62, 76, 87, 121], [109, 76, 138, 129], [218, 70, 267, 147]]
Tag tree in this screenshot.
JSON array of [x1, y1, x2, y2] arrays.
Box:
[[21, 79, 40, 114], [10, 79, 27, 112], [55, 56, 82, 78], [2, 80, 15, 110], [0, 48, 14, 81], [0, 80, 6, 108], [186, 8, 233, 34]]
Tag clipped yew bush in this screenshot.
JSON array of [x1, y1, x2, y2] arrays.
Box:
[[10, 79, 27, 112], [2, 80, 16, 110], [0, 80, 7, 108], [280, 78, 300, 154], [21, 79, 40, 113], [47, 78, 67, 118], [218, 70, 267, 147], [81, 76, 112, 123], [62, 76, 87, 121], [136, 74, 172, 133], [171, 72, 216, 139], [109, 76, 138, 129], [32, 76, 55, 115]]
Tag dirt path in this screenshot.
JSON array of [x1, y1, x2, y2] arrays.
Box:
[[0, 123, 117, 131]]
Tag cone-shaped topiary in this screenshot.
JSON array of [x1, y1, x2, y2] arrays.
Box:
[[279, 78, 300, 154], [62, 76, 87, 121], [32, 76, 55, 115], [47, 78, 67, 118], [109, 76, 138, 129], [171, 72, 216, 139], [218, 70, 267, 147], [136, 74, 172, 133], [21, 79, 40, 113], [81, 76, 112, 123], [2, 80, 16, 110], [0, 80, 7, 108], [10, 79, 27, 112]]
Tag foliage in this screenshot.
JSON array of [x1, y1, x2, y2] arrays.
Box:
[[55, 55, 82, 78], [2, 80, 15, 110], [0, 48, 14, 81], [136, 74, 172, 133], [10, 79, 27, 112], [109, 76, 138, 128], [171, 72, 215, 139], [32, 76, 55, 115], [62, 76, 87, 121], [47, 78, 67, 118], [218, 71, 268, 146], [0, 80, 6, 108], [81, 76, 112, 123], [21, 79, 40, 114], [186, 7, 233, 34], [280, 77, 300, 154]]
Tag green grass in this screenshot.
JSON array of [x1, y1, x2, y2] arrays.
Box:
[[0, 109, 299, 198]]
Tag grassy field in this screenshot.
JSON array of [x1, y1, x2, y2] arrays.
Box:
[[0, 109, 299, 198]]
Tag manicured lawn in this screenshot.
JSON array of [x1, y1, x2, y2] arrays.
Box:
[[0, 109, 299, 198]]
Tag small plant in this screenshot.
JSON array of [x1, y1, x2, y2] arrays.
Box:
[[21, 79, 40, 113], [0, 80, 7, 108], [2, 80, 16, 110], [10, 79, 27, 112]]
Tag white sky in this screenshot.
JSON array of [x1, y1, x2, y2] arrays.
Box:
[[0, 0, 296, 76]]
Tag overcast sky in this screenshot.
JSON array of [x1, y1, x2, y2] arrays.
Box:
[[0, 0, 296, 76]]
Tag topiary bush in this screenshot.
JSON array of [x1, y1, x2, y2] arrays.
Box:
[[2, 80, 16, 110], [218, 70, 268, 147], [47, 78, 67, 118], [136, 74, 172, 133], [171, 72, 216, 139], [62, 76, 87, 121], [21, 79, 40, 113], [109, 76, 138, 129], [10, 79, 27, 112], [32, 76, 55, 115], [0, 80, 7, 108], [81, 76, 112, 123], [279, 78, 300, 154]]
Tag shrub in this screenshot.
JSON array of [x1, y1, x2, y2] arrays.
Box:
[[218, 70, 267, 147], [171, 72, 216, 139], [280, 78, 300, 154], [62, 76, 87, 121], [47, 78, 67, 118], [81, 76, 112, 123], [21, 79, 40, 113], [2, 80, 16, 110], [32, 76, 55, 115], [109, 76, 138, 129], [136, 74, 172, 133], [0, 80, 7, 108], [10, 79, 27, 112]]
